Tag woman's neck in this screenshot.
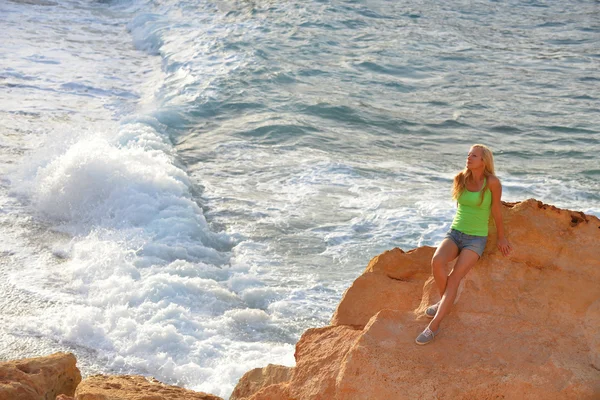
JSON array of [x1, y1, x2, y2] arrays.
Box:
[[470, 170, 485, 182]]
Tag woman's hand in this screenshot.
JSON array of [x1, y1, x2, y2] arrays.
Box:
[[497, 238, 512, 256]]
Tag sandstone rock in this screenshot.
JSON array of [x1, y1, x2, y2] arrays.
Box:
[[0, 352, 81, 400], [230, 364, 292, 400], [244, 325, 362, 400], [331, 246, 435, 327], [74, 375, 223, 400], [243, 383, 291, 400], [240, 199, 600, 399]]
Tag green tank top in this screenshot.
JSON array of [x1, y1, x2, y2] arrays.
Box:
[[451, 178, 492, 236]]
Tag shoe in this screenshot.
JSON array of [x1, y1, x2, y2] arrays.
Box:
[[415, 326, 440, 345], [425, 303, 439, 319]]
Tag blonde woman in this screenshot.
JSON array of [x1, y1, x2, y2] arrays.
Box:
[[416, 144, 512, 345]]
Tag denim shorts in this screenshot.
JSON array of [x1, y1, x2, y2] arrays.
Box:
[[444, 229, 488, 258]]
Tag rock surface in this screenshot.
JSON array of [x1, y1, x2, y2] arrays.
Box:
[[74, 375, 223, 400], [234, 199, 600, 399], [0, 352, 81, 400], [230, 364, 292, 400]]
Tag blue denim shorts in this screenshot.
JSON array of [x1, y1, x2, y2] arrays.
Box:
[[444, 229, 488, 258]]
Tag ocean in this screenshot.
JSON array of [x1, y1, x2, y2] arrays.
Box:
[[1, 0, 598, 397]]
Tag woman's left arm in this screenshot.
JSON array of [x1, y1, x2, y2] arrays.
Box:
[[489, 176, 512, 257]]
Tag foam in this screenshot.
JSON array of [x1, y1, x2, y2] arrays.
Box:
[[14, 120, 232, 262], [7, 117, 280, 397]]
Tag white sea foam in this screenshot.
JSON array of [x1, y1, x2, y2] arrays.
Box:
[[4, 113, 305, 398]]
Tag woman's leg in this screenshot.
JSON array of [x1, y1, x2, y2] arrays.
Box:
[[431, 239, 460, 298], [428, 248, 480, 332]]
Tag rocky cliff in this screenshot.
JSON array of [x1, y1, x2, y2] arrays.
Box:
[[232, 199, 600, 400]]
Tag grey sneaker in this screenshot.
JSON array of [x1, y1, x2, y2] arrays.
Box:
[[425, 303, 439, 319], [415, 326, 439, 345]]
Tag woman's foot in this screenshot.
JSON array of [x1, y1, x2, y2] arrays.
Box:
[[425, 302, 439, 319], [415, 326, 439, 345]]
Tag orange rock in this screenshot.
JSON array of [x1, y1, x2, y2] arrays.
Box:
[[74, 375, 223, 400], [0, 352, 81, 400], [230, 364, 292, 400], [244, 325, 362, 400], [238, 199, 600, 399], [244, 383, 292, 400], [331, 246, 435, 327]]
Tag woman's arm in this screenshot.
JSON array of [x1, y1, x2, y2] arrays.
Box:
[[489, 175, 512, 257]]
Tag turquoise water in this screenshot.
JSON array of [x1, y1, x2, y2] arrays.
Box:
[[1, 0, 598, 397]]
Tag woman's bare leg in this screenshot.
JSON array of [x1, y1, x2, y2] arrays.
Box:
[[428, 248, 480, 332], [431, 239, 459, 298]]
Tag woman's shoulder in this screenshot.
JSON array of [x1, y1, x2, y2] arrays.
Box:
[[487, 174, 501, 189], [487, 174, 500, 183]]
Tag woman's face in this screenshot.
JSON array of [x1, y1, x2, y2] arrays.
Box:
[[466, 147, 485, 170]]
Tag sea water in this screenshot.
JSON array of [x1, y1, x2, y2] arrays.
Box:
[[1, 0, 599, 397]]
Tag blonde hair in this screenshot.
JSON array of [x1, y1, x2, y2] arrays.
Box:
[[451, 144, 495, 205]]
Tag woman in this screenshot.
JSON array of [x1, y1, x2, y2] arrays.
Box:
[[415, 144, 512, 345]]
